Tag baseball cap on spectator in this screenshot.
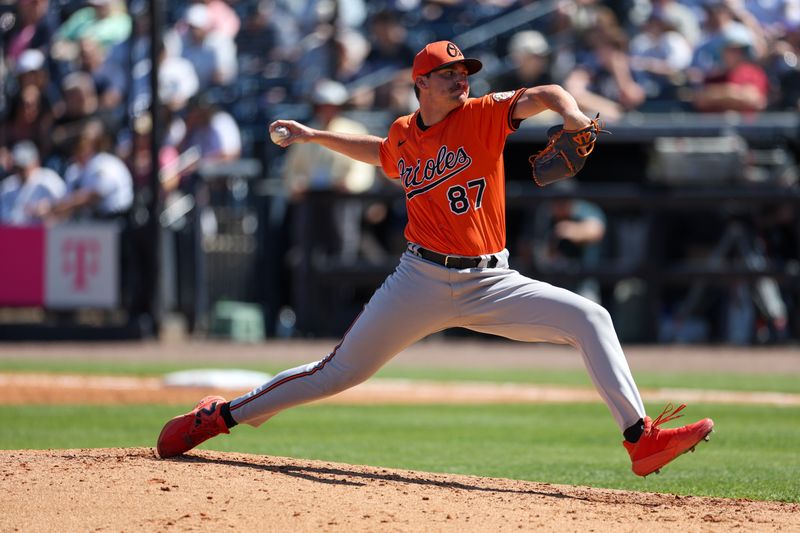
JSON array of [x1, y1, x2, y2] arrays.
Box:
[[722, 25, 755, 57], [15, 49, 45, 75], [11, 141, 39, 168], [412, 41, 482, 80], [310, 80, 349, 106], [185, 4, 209, 28], [508, 31, 550, 56]]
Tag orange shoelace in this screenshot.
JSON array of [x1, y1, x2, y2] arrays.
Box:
[[652, 403, 687, 428]]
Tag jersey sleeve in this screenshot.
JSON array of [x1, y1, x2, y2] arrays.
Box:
[[379, 136, 399, 179], [379, 119, 404, 179], [468, 88, 526, 157]]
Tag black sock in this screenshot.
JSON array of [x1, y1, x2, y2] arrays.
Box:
[[220, 402, 238, 429], [624, 418, 645, 443]]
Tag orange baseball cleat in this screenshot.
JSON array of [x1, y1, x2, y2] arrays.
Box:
[[157, 395, 230, 458], [623, 403, 714, 477]]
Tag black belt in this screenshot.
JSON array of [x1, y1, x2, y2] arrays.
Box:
[[412, 245, 499, 269]]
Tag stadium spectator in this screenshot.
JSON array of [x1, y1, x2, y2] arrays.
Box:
[[176, 95, 242, 163], [564, 28, 646, 121], [360, 10, 415, 78], [51, 0, 132, 61], [647, 0, 703, 46], [3, 0, 59, 64], [288, 0, 373, 99], [51, 72, 121, 169], [166, 3, 238, 90], [493, 30, 554, 92], [520, 190, 608, 304], [9, 48, 64, 118], [35, 120, 133, 221], [690, 0, 767, 81], [690, 26, 770, 112], [283, 80, 374, 201], [76, 37, 127, 114], [336, 29, 371, 82], [4, 85, 51, 160], [158, 51, 201, 114], [541, 2, 581, 83], [553, 0, 616, 36], [109, 1, 199, 118], [745, 0, 800, 39], [127, 40, 199, 117], [291, 21, 340, 99], [232, 0, 299, 107], [3, 50, 62, 159], [0, 141, 66, 226], [629, 10, 694, 108], [289, 0, 367, 35], [235, 0, 300, 64], [119, 113, 181, 193], [102, 0, 150, 118], [190, 0, 241, 39], [342, 10, 415, 111], [761, 25, 799, 108]]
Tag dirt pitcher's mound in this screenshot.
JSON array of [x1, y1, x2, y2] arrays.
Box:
[[1, 448, 797, 532]]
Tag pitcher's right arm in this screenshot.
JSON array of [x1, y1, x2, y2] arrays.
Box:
[[269, 120, 383, 166]]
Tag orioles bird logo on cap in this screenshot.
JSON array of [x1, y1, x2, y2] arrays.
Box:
[[446, 42, 460, 57]]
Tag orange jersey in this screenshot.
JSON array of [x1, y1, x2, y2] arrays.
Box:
[[379, 88, 525, 256]]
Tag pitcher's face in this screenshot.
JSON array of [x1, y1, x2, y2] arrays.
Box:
[[427, 63, 470, 105]]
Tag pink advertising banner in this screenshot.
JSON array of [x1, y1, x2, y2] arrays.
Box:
[[0, 224, 119, 309], [0, 226, 45, 306]]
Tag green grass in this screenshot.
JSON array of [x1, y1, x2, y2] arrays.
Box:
[[1, 358, 798, 393], [2, 356, 798, 501], [2, 402, 798, 502]]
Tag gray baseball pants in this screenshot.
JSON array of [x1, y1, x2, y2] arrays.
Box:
[[229, 249, 646, 430]]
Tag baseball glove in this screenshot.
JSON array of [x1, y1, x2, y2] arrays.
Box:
[[529, 115, 607, 187]]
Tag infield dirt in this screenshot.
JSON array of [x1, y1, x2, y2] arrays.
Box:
[[2, 447, 799, 533]]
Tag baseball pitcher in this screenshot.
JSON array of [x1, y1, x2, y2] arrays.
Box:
[[158, 41, 713, 477]]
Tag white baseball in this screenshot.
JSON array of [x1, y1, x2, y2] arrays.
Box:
[[270, 126, 291, 144]]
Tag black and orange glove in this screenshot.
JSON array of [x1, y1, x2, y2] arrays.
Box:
[[529, 115, 607, 186]]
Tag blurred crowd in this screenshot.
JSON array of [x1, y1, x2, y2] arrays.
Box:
[[1, 0, 799, 341], [3, 0, 800, 219]]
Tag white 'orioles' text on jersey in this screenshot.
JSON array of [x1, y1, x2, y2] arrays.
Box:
[[379, 89, 525, 256]]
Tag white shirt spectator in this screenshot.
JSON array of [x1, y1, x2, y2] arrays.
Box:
[[211, 111, 241, 157], [159, 55, 200, 110], [178, 30, 237, 89], [129, 54, 200, 115], [64, 152, 133, 216], [0, 168, 66, 225], [165, 4, 237, 90], [182, 110, 242, 160], [630, 28, 693, 71], [284, 115, 374, 194]]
